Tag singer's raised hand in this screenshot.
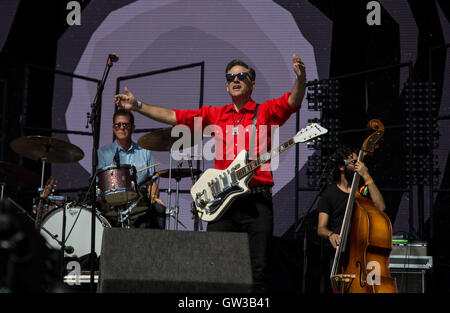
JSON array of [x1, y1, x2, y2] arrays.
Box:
[[114, 87, 138, 111]]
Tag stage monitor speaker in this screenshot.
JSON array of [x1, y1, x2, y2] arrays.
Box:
[[99, 228, 253, 293]]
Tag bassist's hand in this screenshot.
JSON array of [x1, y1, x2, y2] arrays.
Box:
[[329, 233, 341, 249]]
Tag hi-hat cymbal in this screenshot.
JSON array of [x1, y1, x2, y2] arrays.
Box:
[[155, 168, 202, 180], [137, 127, 199, 151], [0, 161, 40, 187], [10, 136, 84, 163]]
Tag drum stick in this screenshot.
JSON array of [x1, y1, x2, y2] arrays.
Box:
[[136, 163, 160, 173]]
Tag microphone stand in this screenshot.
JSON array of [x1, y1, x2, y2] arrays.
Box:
[[294, 159, 333, 293], [87, 54, 115, 292]]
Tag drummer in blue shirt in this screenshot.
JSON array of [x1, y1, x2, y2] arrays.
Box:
[[97, 109, 165, 228]]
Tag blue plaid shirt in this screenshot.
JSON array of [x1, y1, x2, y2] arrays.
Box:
[[97, 140, 155, 185]]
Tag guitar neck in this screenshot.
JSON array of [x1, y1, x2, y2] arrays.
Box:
[[236, 138, 295, 179], [35, 199, 44, 229], [330, 150, 364, 279]]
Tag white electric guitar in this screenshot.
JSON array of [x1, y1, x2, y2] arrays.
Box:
[[191, 123, 328, 222]]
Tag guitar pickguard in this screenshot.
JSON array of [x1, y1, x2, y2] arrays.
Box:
[[207, 185, 245, 213]]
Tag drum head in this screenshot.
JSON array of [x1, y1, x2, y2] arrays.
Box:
[[40, 204, 110, 258], [97, 164, 135, 173]]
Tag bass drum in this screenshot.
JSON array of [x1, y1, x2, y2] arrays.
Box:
[[40, 203, 111, 258]]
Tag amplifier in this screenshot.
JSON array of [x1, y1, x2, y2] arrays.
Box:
[[389, 241, 432, 293], [389, 241, 432, 270]]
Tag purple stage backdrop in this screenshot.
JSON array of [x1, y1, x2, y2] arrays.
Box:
[[48, 0, 450, 237]]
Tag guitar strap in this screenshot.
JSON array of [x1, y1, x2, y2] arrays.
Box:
[[248, 103, 260, 160]]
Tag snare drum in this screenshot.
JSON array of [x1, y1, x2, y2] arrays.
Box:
[[96, 164, 139, 205], [102, 191, 150, 218], [40, 203, 110, 257]]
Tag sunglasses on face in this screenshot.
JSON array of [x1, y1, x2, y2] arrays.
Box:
[[226, 72, 251, 83], [113, 122, 132, 129]]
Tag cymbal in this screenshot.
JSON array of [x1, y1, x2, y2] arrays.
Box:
[[10, 136, 84, 163], [155, 168, 202, 179], [137, 127, 199, 151], [0, 161, 41, 187]]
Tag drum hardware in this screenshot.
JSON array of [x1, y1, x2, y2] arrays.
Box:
[[153, 163, 203, 230], [152, 165, 202, 230], [138, 128, 203, 230], [185, 154, 202, 231], [5, 197, 74, 254], [0, 182, 4, 202], [117, 194, 143, 227], [9, 136, 96, 264], [40, 202, 111, 257], [154, 168, 202, 180]]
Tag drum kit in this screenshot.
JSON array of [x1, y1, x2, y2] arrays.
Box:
[[4, 128, 202, 259]]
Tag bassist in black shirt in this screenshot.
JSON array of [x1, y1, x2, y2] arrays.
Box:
[[316, 145, 386, 292]]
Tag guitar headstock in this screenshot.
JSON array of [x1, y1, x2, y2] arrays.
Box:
[[294, 123, 328, 143], [41, 177, 56, 199]]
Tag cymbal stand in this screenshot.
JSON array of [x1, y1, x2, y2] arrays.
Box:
[[165, 148, 175, 230], [39, 155, 68, 280], [185, 155, 201, 231], [38, 157, 47, 193], [174, 175, 181, 231], [173, 160, 184, 230], [0, 182, 5, 201]]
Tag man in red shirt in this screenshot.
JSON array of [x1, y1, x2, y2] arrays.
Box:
[[114, 55, 306, 292]]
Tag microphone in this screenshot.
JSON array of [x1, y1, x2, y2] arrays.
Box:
[[64, 246, 74, 254], [108, 53, 119, 62], [114, 148, 120, 166]]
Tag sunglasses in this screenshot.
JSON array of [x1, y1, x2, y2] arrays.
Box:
[[113, 122, 132, 129], [226, 72, 251, 83]]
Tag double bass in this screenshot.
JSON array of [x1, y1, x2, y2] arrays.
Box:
[[330, 119, 398, 293]]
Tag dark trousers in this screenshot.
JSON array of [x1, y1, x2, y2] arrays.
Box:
[[134, 202, 166, 229], [320, 242, 335, 294], [207, 191, 273, 293]]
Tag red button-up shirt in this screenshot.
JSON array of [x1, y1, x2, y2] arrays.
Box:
[[173, 92, 298, 188]]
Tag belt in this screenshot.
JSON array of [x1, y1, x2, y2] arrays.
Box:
[[249, 185, 272, 195]]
